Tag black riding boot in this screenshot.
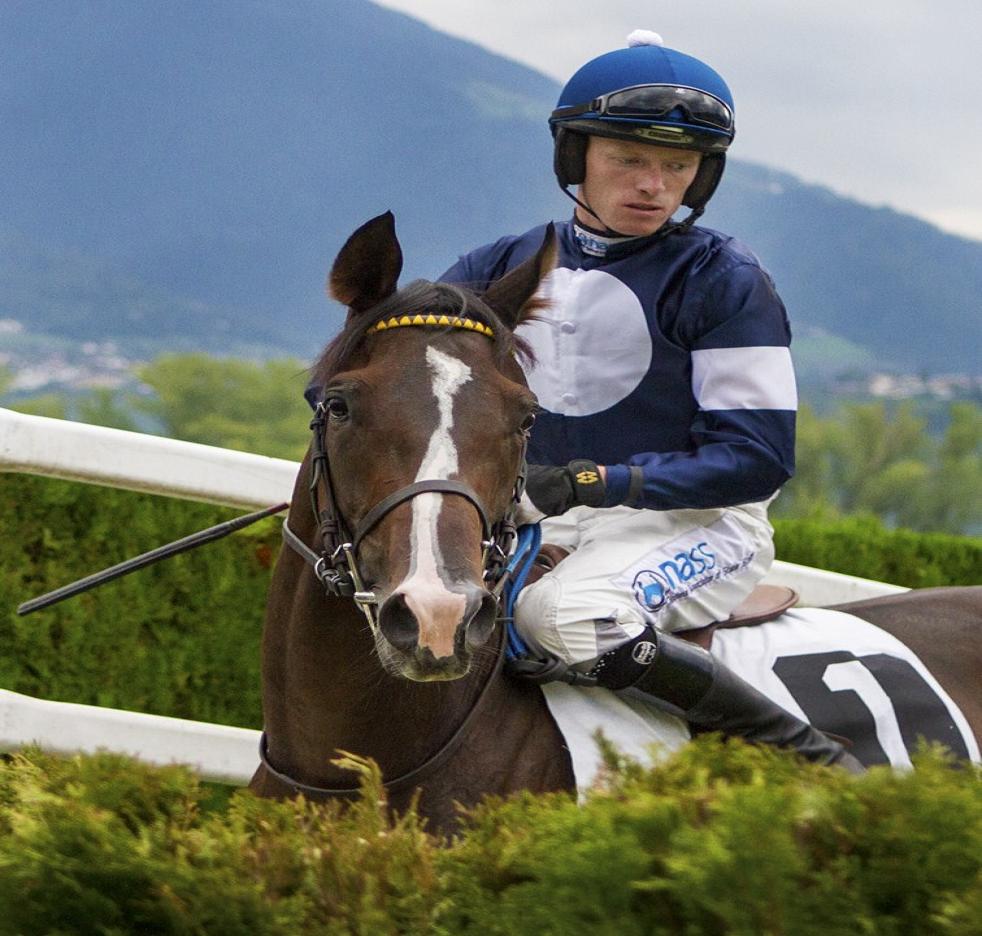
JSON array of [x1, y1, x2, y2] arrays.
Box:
[[592, 628, 865, 773]]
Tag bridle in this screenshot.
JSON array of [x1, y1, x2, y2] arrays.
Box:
[[264, 315, 530, 799], [281, 396, 528, 632]]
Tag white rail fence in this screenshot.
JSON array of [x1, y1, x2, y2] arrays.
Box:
[[0, 407, 907, 784]]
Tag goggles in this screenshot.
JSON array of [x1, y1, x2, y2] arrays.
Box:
[[552, 84, 734, 133]]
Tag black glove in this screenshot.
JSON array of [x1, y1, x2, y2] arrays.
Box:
[[518, 459, 606, 523]]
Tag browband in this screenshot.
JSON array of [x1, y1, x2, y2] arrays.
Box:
[[366, 313, 494, 338]]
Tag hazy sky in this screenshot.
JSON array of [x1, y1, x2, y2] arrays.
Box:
[[374, 0, 982, 242]]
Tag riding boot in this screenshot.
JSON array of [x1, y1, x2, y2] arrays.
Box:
[[592, 628, 865, 773]]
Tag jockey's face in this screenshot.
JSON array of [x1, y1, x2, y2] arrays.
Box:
[[577, 136, 701, 236]]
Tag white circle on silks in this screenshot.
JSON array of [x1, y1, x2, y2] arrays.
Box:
[[517, 268, 653, 417]]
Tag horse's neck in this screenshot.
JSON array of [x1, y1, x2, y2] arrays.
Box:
[[263, 572, 493, 784]]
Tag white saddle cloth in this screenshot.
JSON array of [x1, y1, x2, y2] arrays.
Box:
[[540, 607, 979, 794], [541, 682, 689, 794]]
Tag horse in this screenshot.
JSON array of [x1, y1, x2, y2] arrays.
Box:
[[250, 212, 981, 833]]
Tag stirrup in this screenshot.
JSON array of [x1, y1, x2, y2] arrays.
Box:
[[506, 654, 598, 687]]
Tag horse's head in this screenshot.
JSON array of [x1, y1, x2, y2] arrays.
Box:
[[306, 212, 554, 682]]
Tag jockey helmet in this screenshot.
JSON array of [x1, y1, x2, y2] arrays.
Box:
[[550, 31, 735, 211]]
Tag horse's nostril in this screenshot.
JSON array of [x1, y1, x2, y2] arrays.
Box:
[[464, 590, 497, 651], [378, 592, 420, 653]]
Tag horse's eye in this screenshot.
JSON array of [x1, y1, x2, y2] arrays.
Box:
[[519, 411, 536, 433], [325, 397, 349, 420]]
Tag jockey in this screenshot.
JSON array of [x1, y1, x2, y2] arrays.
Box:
[[441, 31, 862, 770]]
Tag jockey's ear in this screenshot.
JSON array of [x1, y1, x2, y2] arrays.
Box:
[[483, 223, 556, 330], [329, 211, 404, 315]]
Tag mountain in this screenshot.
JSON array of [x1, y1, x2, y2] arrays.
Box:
[[707, 163, 982, 377], [2, 0, 980, 380]]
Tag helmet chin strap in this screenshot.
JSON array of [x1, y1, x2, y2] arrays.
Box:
[[563, 184, 627, 237], [559, 182, 705, 239]]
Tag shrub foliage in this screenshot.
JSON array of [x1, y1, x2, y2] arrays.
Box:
[[0, 741, 978, 935], [773, 515, 981, 588]]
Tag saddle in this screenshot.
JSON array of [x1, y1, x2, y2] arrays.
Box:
[[526, 544, 798, 651], [682, 583, 799, 650]]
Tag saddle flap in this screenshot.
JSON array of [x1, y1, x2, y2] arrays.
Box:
[[719, 584, 799, 629]]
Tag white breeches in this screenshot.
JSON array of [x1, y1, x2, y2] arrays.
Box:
[[514, 501, 775, 668]]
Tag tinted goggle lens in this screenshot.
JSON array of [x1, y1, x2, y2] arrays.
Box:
[[599, 85, 733, 131]]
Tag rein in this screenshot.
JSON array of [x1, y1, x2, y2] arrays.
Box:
[[257, 620, 509, 800], [266, 314, 529, 799]]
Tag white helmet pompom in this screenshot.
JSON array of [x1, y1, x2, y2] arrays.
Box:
[[626, 29, 664, 48]]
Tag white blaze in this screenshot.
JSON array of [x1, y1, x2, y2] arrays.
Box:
[[416, 346, 470, 480], [397, 346, 472, 657]]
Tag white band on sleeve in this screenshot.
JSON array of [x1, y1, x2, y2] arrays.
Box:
[[691, 346, 798, 411]]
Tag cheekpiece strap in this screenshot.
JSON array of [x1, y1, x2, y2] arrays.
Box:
[[281, 519, 355, 598]]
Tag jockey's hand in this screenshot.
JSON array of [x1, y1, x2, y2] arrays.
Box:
[[517, 460, 607, 524]]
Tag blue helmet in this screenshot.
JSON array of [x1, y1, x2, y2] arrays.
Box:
[[550, 34, 735, 211]]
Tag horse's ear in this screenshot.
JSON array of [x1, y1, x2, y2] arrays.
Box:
[[328, 211, 404, 314], [482, 224, 557, 330]]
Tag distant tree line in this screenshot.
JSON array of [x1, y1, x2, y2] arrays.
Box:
[[3, 355, 980, 535], [1, 354, 313, 462], [774, 402, 981, 535]]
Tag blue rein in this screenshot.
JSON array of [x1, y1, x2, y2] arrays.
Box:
[[500, 523, 542, 661]]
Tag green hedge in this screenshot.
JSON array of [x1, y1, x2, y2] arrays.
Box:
[[2, 474, 274, 728], [0, 740, 978, 935], [3, 476, 979, 727], [773, 515, 982, 588]]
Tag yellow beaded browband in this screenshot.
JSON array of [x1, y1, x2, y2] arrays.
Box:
[[365, 313, 494, 338]]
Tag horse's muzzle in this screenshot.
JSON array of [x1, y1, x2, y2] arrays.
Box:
[[377, 584, 497, 680]]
